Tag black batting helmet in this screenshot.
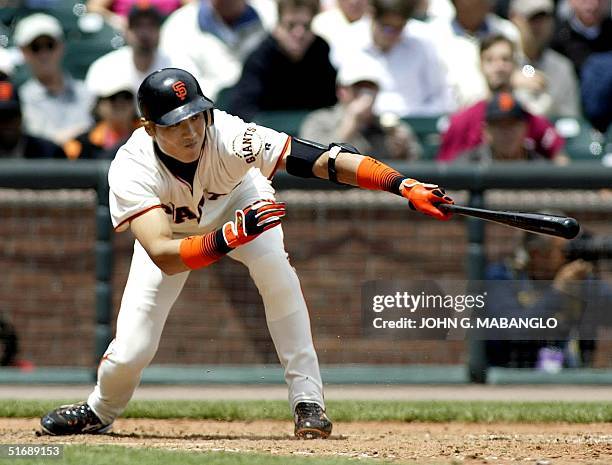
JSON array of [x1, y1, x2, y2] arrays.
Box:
[[137, 68, 214, 126]]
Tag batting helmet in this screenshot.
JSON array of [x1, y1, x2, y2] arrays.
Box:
[[137, 68, 214, 126]]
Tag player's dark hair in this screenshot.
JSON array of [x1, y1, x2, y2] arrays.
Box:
[[371, 0, 418, 20], [277, 0, 320, 18], [480, 33, 515, 56]]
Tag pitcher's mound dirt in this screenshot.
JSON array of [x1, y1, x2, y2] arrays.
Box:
[[2, 418, 612, 464]]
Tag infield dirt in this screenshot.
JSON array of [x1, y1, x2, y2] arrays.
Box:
[[2, 418, 611, 464]]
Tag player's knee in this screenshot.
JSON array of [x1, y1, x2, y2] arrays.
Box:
[[248, 251, 297, 292], [107, 342, 157, 371]]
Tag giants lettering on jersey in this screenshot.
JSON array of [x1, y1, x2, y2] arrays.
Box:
[[162, 196, 205, 224], [232, 125, 263, 164]]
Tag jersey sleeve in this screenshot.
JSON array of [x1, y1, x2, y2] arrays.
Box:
[[108, 153, 164, 232], [215, 110, 291, 180]]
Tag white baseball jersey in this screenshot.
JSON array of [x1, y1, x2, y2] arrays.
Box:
[[108, 110, 290, 235]]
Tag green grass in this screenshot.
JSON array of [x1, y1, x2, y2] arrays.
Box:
[[2, 399, 612, 423], [8, 445, 384, 465]]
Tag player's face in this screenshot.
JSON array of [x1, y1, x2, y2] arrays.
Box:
[[485, 118, 527, 160], [480, 41, 515, 91], [338, 0, 368, 22], [126, 16, 160, 53], [372, 14, 406, 52], [570, 0, 607, 27], [22, 35, 64, 79], [276, 7, 315, 61], [150, 112, 206, 163], [529, 237, 568, 279]]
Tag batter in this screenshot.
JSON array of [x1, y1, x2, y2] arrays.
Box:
[[40, 68, 453, 439]]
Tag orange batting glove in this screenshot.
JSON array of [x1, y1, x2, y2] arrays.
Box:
[[180, 200, 286, 269], [222, 200, 286, 248], [400, 179, 454, 221]]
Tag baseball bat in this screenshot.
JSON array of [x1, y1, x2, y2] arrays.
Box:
[[438, 204, 580, 239]]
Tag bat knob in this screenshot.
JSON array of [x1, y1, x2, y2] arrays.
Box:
[[562, 218, 580, 239]]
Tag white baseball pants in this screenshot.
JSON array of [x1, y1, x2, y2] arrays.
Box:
[[88, 176, 324, 425]]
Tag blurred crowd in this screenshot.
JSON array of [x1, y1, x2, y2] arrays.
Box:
[[0, 0, 610, 162]]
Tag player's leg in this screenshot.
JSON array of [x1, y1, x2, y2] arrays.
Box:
[[40, 240, 189, 435], [229, 224, 332, 438], [230, 226, 324, 406]]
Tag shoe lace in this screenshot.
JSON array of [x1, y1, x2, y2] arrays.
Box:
[[61, 403, 99, 424], [296, 403, 323, 417]]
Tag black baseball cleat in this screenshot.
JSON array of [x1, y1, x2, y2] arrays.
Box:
[[294, 402, 332, 439], [40, 402, 112, 436]]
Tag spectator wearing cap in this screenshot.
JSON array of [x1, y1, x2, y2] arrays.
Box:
[[160, 0, 277, 100], [65, 72, 139, 160], [423, 0, 522, 109], [300, 53, 422, 160], [509, 0, 581, 118], [455, 92, 551, 162], [551, 0, 612, 76], [0, 80, 66, 159], [14, 13, 95, 145], [437, 34, 569, 164], [333, 0, 454, 117], [87, 0, 187, 31], [86, 4, 182, 95], [227, 0, 337, 122]]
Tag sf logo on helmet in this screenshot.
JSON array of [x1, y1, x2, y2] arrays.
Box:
[[172, 81, 187, 101]]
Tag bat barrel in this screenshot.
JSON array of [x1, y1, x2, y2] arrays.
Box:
[[439, 204, 580, 239]]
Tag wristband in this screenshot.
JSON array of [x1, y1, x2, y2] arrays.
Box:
[[179, 229, 231, 270], [355, 156, 405, 195]]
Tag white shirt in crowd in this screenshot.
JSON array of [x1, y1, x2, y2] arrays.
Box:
[[425, 13, 522, 109], [85, 47, 181, 96], [333, 19, 454, 117], [159, 0, 277, 100]]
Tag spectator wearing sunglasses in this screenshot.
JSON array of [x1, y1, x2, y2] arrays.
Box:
[[13, 13, 94, 145], [64, 69, 139, 160]]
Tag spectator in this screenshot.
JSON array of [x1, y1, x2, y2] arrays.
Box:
[[484, 229, 611, 369], [86, 4, 177, 95], [227, 0, 337, 121], [160, 0, 277, 99], [311, 0, 370, 49], [0, 80, 66, 159], [86, 0, 187, 31], [426, 0, 522, 108], [300, 53, 422, 160], [580, 51, 612, 133], [334, 0, 454, 117], [509, 0, 581, 117], [454, 91, 552, 162], [13, 13, 95, 145], [551, 0, 612, 76], [65, 68, 139, 160], [437, 35, 568, 164]]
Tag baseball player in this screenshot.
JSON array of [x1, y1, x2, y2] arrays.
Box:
[[40, 68, 453, 439]]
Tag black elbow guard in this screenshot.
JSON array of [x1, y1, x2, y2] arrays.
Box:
[[285, 137, 327, 178], [286, 138, 361, 181]]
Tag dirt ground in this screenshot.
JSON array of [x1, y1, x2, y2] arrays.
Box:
[[2, 418, 612, 465]]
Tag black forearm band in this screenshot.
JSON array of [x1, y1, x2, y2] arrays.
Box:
[[285, 137, 327, 178]]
